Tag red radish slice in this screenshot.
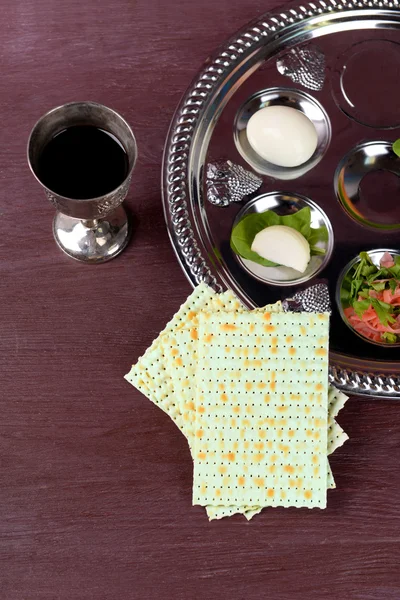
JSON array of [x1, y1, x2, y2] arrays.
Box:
[[380, 252, 395, 268]]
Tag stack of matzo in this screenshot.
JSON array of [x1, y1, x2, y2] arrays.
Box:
[[125, 283, 348, 519]]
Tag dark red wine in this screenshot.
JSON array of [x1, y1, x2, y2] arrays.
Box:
[[38, 125, 128, 199]]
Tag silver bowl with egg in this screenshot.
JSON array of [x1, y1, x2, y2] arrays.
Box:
[[232, 191, 334, 287], [233, 87, 331, 180]]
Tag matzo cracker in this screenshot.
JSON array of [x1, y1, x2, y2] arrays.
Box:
[[124, 283, 217, 433], [125, 284, 348, 519], [193, 310, 330, 509]]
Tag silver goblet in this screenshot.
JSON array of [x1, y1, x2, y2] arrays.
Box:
[[27, 101, 137, 263]]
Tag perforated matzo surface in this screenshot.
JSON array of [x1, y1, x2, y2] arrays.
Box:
[[193, 310, 330, 509], [124, 283, 217, 435], [161, 295, 283, 447]]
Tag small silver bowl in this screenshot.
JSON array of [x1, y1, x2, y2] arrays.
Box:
[[233, 87, 331, 180], [336, 249, 400, 348], [232, 191, 334, 287], [334, 140, 400, 230]]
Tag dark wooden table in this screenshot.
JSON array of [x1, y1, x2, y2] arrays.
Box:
[[1, 1, 400, 598]]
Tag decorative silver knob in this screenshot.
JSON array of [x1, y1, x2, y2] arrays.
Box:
[[206, 160, 262, 207]]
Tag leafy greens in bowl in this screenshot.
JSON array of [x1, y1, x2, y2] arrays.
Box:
[[230, 192, 333, 286], [337, 249, 400, 346], [231, 206, 327, 268]]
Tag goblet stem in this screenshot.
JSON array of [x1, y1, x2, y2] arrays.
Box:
[[83, 219, 99, 229], [53, 205, 131, 263]]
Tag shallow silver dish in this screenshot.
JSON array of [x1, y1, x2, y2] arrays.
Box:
[[334, 141, 400, 230], [336, 249, 400, 348], [162, 1, 400, 398], [232, 191, 333, 286], [233, 87, 331, 180], [331, 39, 400, 129]]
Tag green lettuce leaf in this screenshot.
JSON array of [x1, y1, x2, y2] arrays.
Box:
[[308, 225, 329, 246], [340, 251, 400, 331], [370, 281, 386, 292], [388, 262, 400, 279], [393, 139, 400, 157], [353, 299, 371, 319], [230, 207, 327, 268], [371, 298, 396, 327], [389, 279, 397, 294], [382, 332, 398, 343], [309, 245, 326, 256]]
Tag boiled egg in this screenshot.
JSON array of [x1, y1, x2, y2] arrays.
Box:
[[246, 105, 318, 168], [251, 225, 310, 273]]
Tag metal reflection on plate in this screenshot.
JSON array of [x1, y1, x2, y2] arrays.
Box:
[[276, 45, 325, 91], [206, 160, 262, 207], [334, 141, 400, 230], [331, 40, 400, 129]]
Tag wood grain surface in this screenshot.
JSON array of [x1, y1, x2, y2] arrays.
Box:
[[1, 1, 400, 598]]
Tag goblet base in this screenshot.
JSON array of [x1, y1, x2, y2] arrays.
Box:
[[53, 205, 131, 263]]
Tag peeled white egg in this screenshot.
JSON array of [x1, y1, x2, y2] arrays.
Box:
[[251, 225, 310, 273], [246, 105, 318, 168]]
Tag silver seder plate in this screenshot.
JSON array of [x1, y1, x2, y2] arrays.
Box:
[[162, 1, 400, 398]]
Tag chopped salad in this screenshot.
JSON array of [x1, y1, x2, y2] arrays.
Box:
[[340, 251, 400, 344]]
